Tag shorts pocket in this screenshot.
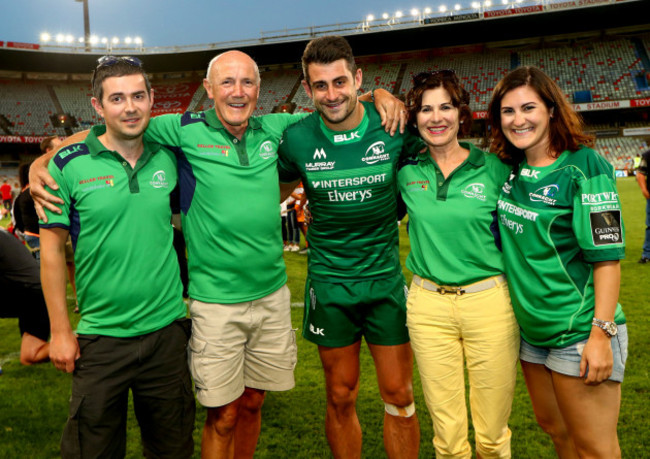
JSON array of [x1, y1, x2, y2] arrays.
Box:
[[60, 395, 84, 459], [188, 335, 209, 390], [405, 281, 420, 313], [289, 328, 298, 370], [614, 324, 628, 368]]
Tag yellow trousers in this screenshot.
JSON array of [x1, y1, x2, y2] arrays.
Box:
[[406, 277, 520, 458]]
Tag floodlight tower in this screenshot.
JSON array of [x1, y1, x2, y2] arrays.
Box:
[[75, 0, 91, 51]]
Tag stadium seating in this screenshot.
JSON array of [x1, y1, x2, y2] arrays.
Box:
[[595, 136, 648, 168], [0, 80, 64, 136], [398, 51, 512, 112], [0, 35, 648, 167], [518, 39, 644, 102], [254, 69, 301, 115], [53, 82, 98, 128]]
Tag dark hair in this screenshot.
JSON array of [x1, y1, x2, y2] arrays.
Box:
[[302, 36, 356, 83], [405, 70, 472, 137], [18, 162, 32, 188], [39, 135, 60, 154], [487, 66, 594, 164], [91, 56, 151, 103]]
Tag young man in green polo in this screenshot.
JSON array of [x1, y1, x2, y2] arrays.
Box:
[[40, 56, 194, 458]]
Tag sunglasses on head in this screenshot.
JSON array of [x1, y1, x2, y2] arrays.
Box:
[[96, 55, 143, 69], [92, 56, 143, 89], [412, 69, 457, 87]]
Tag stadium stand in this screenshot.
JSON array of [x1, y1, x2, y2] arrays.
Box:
[[1, 30, 649, 168], [0, 80, 63, 137], [397, 50, 512, 112], [254, 69, 301, 115], [53, 82, 97, 128], [595, 136, 648, 169], [517, 39, 645, 102]]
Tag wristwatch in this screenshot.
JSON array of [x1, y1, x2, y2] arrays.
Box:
[[592, 318, 618, 337]]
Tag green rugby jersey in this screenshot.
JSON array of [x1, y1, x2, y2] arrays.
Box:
[[398, 143, 511, 285], [146, 110, 302, 303], [497, 147, 626, 348], [41, 125, 185, 337], [277, 102, 417, 281]]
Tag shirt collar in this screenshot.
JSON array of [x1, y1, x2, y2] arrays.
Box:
[[204, 109, 261, 133], [86, 124, 161, 158], [416, 141, 485, 168], [462, 141, 486, 168]]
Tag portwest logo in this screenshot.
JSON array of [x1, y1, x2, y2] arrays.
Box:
[[362, 141, 389, 164], [259, 140, 276, 160], [150, 170, 169, 189], [581, 192, 619, 205], [461, 182, 486, 201], [314, 148, 327, 159], [530, 184, 559, 205]]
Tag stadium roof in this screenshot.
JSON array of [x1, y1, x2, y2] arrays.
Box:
[[0, 1, 648, 75]]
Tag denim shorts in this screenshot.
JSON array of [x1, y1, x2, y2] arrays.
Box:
[[519, 324, 628, 382]]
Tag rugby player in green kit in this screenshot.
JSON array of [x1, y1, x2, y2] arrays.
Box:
[[277, 36, 421, 459]]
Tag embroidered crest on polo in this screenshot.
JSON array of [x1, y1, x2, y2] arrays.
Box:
[[150, 170, 169, 189], [79, 174, 116, 192], [461, 182, 486, 201], [259, 140, 276, 160]]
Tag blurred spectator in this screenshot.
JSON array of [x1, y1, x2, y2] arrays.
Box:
[[637, 149, 650, 264], [14, 162, 42, 260], [295, 182, 309, 254], [0, 228, 50, 365], [1, 178, 13, 216], [282, 188, 301, 252]]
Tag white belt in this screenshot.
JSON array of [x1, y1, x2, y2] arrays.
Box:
[[412, 274, 506, 296]]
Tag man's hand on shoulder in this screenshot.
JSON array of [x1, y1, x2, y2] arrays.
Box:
[[371, 88, 407, 136], [30, 130, 90, 221]]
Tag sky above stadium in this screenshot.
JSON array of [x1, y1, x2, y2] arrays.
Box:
[[1, 0, 452, 48]]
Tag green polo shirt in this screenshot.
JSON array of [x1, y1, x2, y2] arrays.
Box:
[[145, 110, 304, 303], [41, 125, 185, 337], [398, 142, 511, 286]]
